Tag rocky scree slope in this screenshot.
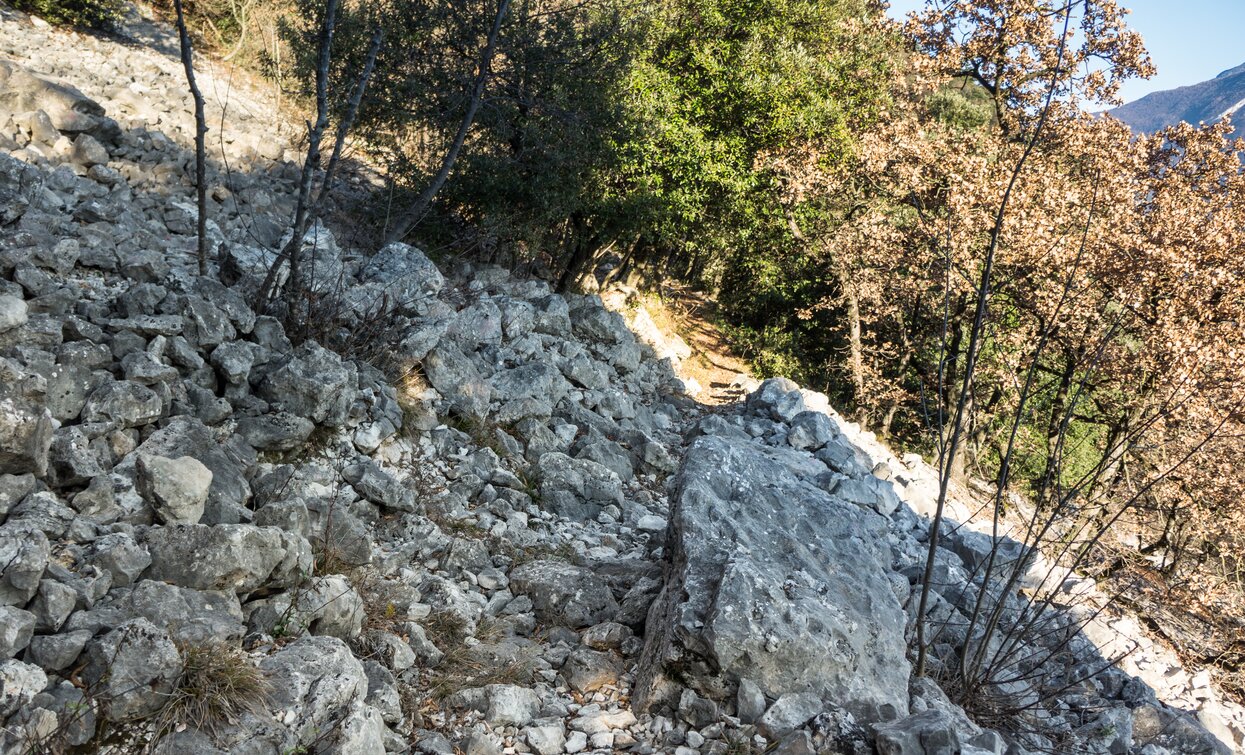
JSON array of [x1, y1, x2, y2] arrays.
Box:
[[0, 8, 1241, 755]]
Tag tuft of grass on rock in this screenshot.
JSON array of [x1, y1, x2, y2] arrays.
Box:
[[155, 641, 271, 737]]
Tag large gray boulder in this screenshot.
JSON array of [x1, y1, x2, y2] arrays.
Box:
[[508, 560, 619, 628], [0, 606, 35, 659], [136, 454, 213, 525], [64, 580, 244, 645], [0, 660, 47, 720], [81, 618, 181, 723], [143, 524, 312, 594], [259, 341, 358, 427], [633, 436, 910, 723], [358, 242, 445, 310], [0, 396, 53, 476], [246, 636, 378, 753], [118, 416, 254, 524], [745, 377, 806, 422], [0, 154, 43, 226], [0, 61, 106, 133], [536, 452, 624, 521], [0, 524, 50, 606], [423, 346, 490, 418], [82, 380, 163, 428]]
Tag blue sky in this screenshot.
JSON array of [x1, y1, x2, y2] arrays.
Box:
[[884, 1, 1245, 104]]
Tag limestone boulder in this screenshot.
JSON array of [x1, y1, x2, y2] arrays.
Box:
[[633, 435, 910, 723]]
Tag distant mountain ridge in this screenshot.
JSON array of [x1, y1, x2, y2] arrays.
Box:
[[1111, 61, 1245, 133]]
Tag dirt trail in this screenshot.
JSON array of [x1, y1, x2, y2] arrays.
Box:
[[602, 283, 756, 406]]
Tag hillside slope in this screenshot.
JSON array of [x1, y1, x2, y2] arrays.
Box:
[[0, 5, 1242, 755], [1111, 62, 1245, 132]]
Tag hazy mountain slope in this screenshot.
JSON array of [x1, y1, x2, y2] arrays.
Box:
[[1111, 61, 1245, 132]]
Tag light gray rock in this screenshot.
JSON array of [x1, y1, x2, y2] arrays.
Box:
[[6, 490, 74, 539], [82, 379, 163, 428], [0, 606, 36, 658], [137, 454, 212, 524], [0, 61, 106, 132], [246, 574, 365, 640], [524, 723, 566, 755], [581, 622, 631, 651], [363, 660, 402, 724], [1132, 702, 1232, 755], [82, 618, 181, 722], [570, 301, 630, 345], [25, 630, 92, 671], [0, 660, 47, 719], [35, 362, 93, 423], [0, 524, 50, 605], [737, 678, 767, 724], [46, 426, 104, 487], [235, 412, 314, 452], [786, 411, 837, 451], [825, 475, 903, 518], [257, 636, 372, 751], [183, 295, 237, 349], [874, 709, 965, 755], [634, 436, 910, 723], [576, 439, 634, 482], [120, 351, 178, 385], [0, 295, 28, 333], [484, 684, 541, 726], [0, 396, 53, 476], [343, 460, 415, 512], [28, 579, 76, 632], [285, 221, 346, 294], [423, 346, 490, 419], [536, 452, 623, 521], [563, 647, 622, 693], [71, 133, 109, 167], [84, 530, 150, 588], [210, 340, 260, 384], [143, 524, 312, 594], [509, 559, 619, 628], [259, 341, 357, 426], [746, 378, 806, 422], [0, 473, 34, 520], [757, 692, 823, 739], [0, 153, 43, 225], [491, 362, 571, 407], [531, 295, 572, 336], [358, 242, 445, 309], [65, 579, 243, 645], [119, 416, 254, 524]]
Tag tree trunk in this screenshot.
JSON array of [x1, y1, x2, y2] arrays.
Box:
[[835, 258, 865, 423], [172, 0, 209, 275], [255, 0, 339, 313], [1040, 349, 1077, 493], [316, 26, 383, 208], [384, 0, 512, 245]]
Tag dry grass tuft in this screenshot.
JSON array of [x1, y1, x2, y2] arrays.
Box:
[[414, 610, 536, 702], [155, 641, 271, 737]]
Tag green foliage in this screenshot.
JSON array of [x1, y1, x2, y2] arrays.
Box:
[[11, 0, 124, 29], [619, 0, 892, 274], [927, 80, 996, 131]]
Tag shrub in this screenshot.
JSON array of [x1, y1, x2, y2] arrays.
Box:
[[11, 0, 125, 30]]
